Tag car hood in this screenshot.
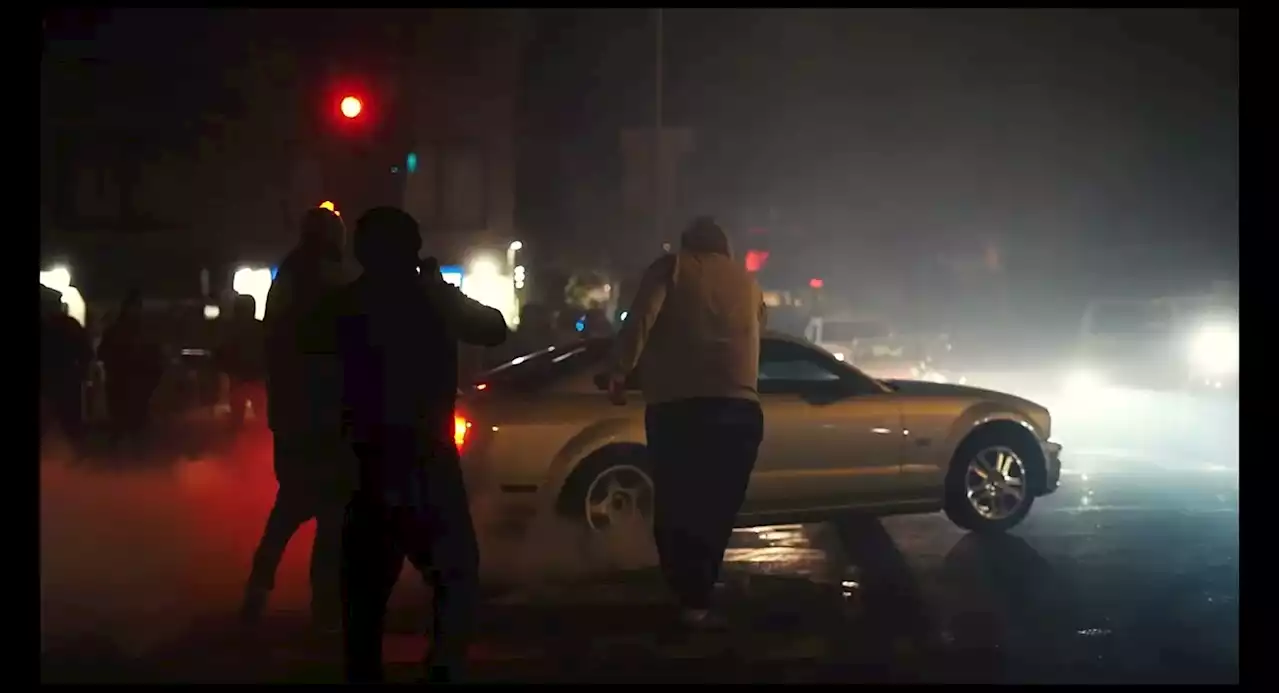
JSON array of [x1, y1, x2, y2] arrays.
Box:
[[881, 378, 1049, 424]]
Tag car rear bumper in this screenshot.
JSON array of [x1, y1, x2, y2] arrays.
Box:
[[488, 488, 542, 530], [462, 470, 541, 538], [1040, 441, 1062, 495]]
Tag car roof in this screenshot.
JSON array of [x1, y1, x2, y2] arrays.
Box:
[[572, 330, 813, 351], [762, 330, 817, 348], [476, 329, 879, 393]]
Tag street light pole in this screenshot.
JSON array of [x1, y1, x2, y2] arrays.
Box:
[[654, 8, 665, 250]]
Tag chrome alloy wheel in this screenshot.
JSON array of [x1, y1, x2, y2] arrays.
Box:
[[964, 446, 1029, 520], [583, 464, 655, 532]]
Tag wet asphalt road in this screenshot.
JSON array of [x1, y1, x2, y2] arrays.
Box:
[[40, 395, 1238, 684]]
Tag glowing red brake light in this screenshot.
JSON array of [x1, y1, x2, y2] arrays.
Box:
[[454, 414, 471, 451]]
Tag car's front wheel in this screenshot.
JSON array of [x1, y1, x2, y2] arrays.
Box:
[[943, 431, 1039, 533]]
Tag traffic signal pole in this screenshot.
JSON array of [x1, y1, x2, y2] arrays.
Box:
[[314, 90, 409, 218], [654, 8, 664, 250]]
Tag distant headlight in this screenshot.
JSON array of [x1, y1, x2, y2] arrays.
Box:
[[1064, 367, 1105, 394], [1188, 323, 1238, 375]]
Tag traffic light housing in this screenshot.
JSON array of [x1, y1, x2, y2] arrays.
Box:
[[315, 78, 409, 212]]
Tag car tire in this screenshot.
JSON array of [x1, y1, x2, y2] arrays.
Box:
[[943, 430, 1040, 534], [556, 448, 656, 534]]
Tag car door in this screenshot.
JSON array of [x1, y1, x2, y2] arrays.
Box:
[[745, 339, 904, 513]]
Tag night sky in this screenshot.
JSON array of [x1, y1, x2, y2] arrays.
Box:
[[42, 9, 1237, 305]]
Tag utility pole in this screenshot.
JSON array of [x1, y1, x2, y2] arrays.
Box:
[[654, 8, 665, 250]]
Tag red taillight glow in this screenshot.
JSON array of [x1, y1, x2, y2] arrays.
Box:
[[454, 414, 471, 451]]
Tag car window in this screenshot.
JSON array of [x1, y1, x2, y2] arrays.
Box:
[[758, 338, 851, 394], [758, 337, 885, 396], [759, 356, 841, 382]]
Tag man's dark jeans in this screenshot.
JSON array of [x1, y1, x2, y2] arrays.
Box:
[[341, 432, 479, 683], [106, 378, 154, 440], [44, 374, 85, 444], [246, 434, 346, 617], [645, 397, 764, 611]]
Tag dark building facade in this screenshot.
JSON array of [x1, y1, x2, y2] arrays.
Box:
[[43, 10, 530, 302], [397, 9, 529, 261]]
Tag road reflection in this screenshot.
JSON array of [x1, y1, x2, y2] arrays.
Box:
[[40, 426, 895, 659], [41, 421, 1238, 684]]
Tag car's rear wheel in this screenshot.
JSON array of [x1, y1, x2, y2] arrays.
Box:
[[558, 451, 656, 534], [943, 431, 1039, 533]]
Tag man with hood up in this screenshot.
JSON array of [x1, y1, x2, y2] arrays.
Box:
[[305, 206, 507, 683], [605, 216, 767, 630], [241, 207, 352, 627]]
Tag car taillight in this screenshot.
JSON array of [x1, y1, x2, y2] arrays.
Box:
[[454, 414, 471, 451]]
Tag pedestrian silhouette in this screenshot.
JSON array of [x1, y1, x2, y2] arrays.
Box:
[[40, 287, 92, 448], [604, 216, 767, 631], [242, 207, 351, 628], [98, 289, 163, 447], [304, 206, 507, 682], [216, 294, 265, 429]]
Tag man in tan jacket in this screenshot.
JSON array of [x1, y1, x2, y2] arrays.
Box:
[[606, 216, 766, 629]]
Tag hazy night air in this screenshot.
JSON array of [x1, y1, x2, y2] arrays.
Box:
[[41, 8, 1237, 685]]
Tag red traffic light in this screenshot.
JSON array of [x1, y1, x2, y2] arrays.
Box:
[[809, 278, 824, 289], [339, 95, 363, 119]]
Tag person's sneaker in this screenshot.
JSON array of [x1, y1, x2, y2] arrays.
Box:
[[239, 586, 269, 625], [678, 608, 728, 632]]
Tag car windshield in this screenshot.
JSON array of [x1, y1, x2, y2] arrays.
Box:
[[1090, 301, 1174, 336], [822, 320, 891, 343]]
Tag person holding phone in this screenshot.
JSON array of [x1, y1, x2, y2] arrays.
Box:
[[305, 207, 507, 683]]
